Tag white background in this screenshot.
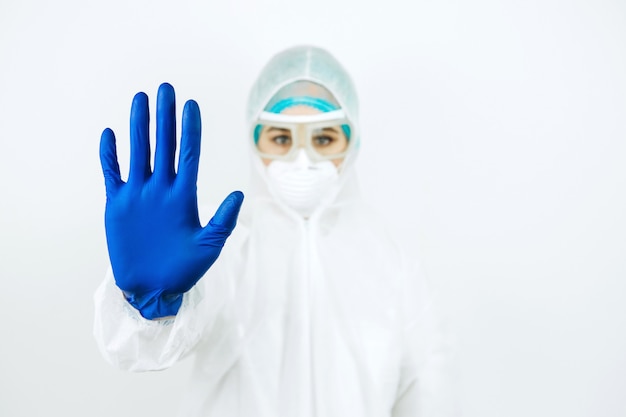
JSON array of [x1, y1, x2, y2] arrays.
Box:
[[1, 0, 625, 416]]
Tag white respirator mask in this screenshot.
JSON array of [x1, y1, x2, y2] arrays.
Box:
[[265, 149, 339, 218]]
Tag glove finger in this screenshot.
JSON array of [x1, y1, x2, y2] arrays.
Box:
[[128, 92, 151, 184], [154, 83, 176, 183], [99, 128, 123, 195], [177, 99, 201, 188], [200, 191, 244, 242]]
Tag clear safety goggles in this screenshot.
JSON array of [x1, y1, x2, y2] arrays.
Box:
[[253, 110, 353, 162]]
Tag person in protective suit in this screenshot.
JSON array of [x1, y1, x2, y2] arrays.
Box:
[[95, 45, 455, 417]]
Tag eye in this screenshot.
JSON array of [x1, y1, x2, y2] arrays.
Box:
[[313, 135, 334, 147], [272, 134, 292, 146]]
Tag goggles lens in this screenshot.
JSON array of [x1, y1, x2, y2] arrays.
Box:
[[253, 110, 352, 162]]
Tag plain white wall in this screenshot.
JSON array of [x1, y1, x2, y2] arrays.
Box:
[[1, 0, 625, 415]]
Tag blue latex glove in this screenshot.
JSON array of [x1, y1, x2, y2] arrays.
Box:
[[99, 83, 244, 320]]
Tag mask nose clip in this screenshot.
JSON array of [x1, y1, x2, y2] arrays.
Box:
[[293, 149, 314, 169]]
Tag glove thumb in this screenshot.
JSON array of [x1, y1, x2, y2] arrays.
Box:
[[201, 191, 244, 241]]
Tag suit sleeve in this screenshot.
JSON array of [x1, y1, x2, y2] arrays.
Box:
[[93, 265, 230, 372], [392, 260, 460, 417]]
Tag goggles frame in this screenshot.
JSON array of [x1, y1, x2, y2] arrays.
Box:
[[252, 110, 354, 162]]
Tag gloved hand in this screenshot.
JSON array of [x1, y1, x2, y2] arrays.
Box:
[[99, 83, 243, 320]]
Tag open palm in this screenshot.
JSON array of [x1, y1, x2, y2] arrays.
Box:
[[99, 83, 243, 319]]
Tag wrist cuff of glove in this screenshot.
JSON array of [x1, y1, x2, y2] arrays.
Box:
[[122, 290, 183, 320]]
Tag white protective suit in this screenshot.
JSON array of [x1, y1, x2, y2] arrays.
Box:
[[94, 46, 455, 417]]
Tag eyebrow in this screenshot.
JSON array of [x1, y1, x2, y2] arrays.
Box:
[[266, 127, 290, 133], [316, 127, 341, 134]]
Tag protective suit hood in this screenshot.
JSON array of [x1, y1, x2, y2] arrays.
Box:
[[246, 46, 361, 219], [247, 45, 360, 145]]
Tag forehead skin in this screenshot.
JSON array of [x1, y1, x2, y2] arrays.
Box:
[[280, 105, 322, 116]]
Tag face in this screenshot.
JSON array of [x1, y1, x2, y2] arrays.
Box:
[[256, 105, 349, 168]]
